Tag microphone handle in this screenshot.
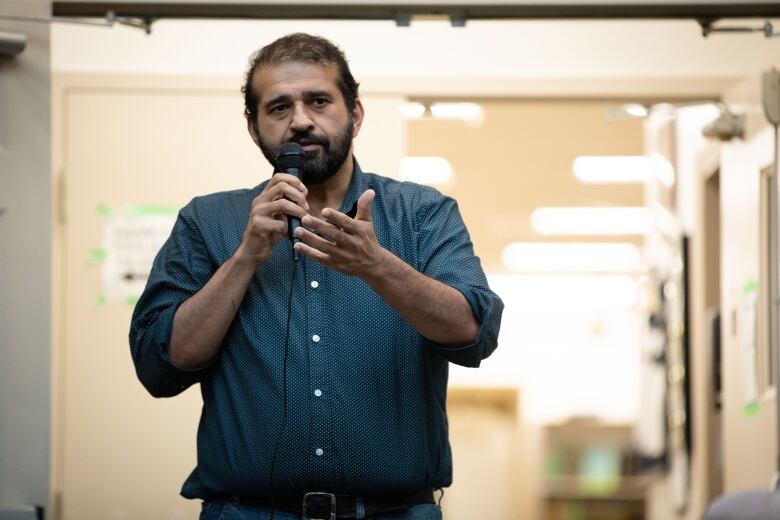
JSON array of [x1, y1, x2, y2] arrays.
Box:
[[286, 166, 302, 260]]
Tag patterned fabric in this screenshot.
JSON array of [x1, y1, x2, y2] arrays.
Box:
[[129, 161, 503, 499]]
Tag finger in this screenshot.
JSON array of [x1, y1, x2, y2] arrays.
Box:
[[321, 208, 359, 233], [275, 183, 310, 210], [267, 199, 308, 220], [250, 215, 287, 236], [355, 189, 375, 222], [301, 214, 343, 242], [255, 175, 307, 205], [260, 179, 308, 205], [269, 173, 307, 194], [295, 226, 336, 253], [294, 241, 332, 264]]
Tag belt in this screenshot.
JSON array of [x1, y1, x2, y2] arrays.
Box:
[[216, 488, 435, 519]]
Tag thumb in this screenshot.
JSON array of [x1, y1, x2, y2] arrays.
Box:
[[355, 189, 375, 222]]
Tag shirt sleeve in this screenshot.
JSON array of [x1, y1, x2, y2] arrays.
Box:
[[128, 201, 217, 398], [414, 187, 504, 368]]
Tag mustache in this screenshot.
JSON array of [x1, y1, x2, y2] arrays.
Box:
[[288, 132, 329, 148]]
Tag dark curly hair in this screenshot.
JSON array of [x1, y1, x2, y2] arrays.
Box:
[[241, 33, 360, 123]]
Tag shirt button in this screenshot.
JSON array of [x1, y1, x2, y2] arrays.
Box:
[[312, 334, 321, 343], [314, 389, 323, 397], [315, 448, 324, 456], [310, 281, 319, 289]]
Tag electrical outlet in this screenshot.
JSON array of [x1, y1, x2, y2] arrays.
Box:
[[763, 69, 780, 125]]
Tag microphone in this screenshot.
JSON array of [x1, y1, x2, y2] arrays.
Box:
[[276, 142, 306, 260]]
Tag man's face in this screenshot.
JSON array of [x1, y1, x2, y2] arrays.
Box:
[[248, 61, 363, 185]]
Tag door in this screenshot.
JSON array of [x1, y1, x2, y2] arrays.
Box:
[[55, 75, 404, 519]]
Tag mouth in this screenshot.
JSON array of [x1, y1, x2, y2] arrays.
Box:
[[291, 137, 327, 152]]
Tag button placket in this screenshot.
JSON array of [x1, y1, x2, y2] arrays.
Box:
[[306, 261, 329, 462]]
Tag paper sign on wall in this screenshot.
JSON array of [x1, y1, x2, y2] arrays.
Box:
[[739, 280, 760, 411], [100, 205, 177, 303]]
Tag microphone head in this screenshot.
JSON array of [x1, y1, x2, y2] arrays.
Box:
[[277, 142, 306, 172]]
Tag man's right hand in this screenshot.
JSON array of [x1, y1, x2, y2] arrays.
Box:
[[235, 174, 309, 266]]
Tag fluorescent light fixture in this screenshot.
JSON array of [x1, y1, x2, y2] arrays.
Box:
[[429, 102, 483, 123], [573, 154, 675, 187], [400, 102, 426, 119], [502, 242, 642, 273], [399, 156, 454, 186], [573, 156, 650, 183], [531, 207, 651, 235], [623, 104, 648, 117]]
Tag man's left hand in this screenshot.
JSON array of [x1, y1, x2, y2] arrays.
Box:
[[294, 189, 387, 278]]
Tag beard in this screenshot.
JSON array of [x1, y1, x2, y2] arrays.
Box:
[[259, 117, 354, 186]]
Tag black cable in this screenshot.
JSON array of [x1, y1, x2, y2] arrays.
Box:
[[269, 249, 297, 520]]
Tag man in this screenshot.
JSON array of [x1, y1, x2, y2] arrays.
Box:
[[130, 33, 503, 520]]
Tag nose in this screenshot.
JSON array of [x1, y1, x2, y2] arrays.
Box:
[[290, 101, 314, 133]]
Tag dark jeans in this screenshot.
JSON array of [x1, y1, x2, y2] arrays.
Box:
[[199, 500, 443, 520]]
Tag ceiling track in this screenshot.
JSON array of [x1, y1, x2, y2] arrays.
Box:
[[50, 3, 780, 21]]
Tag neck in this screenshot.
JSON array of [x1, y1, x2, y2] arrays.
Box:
[[306, 153, 354, 218]]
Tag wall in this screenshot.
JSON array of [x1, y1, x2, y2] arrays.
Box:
[[0, 0, 52, 513], [52, 18, 780, 98], [643, 104, 723, 520], [646, 71, 780, 520], [720, 74, 779, 491], [49, 73, 407, 519]]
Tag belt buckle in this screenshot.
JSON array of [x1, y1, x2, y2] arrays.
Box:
[[302, 491, 337, 520]]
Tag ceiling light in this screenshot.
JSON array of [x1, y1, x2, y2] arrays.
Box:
[[573, 156, 651, 183], [573, 154, 675, 187], [502, 242, 642, 273], [400, 102, 426, 119], [429, 102, 483, 123], [623, 104, 648, 117], [531, 207, 651, 235], [399, 156, 454, 186]]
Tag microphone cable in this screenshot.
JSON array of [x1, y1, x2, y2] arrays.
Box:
[[268, 245, 297, 520]]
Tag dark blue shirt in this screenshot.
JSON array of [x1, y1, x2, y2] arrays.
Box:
[[129, 162, 503, 499]]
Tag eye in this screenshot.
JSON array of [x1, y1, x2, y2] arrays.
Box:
[[269, 104, 289, 114], [311, 98, 329, 107]]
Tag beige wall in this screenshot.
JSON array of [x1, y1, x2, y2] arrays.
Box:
[[720, 74, 779, 492], [49, 73, 407, 519]]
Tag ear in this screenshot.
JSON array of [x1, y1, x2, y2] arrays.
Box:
[[246, 118, 261, 148], [350, 98, 365, 138]]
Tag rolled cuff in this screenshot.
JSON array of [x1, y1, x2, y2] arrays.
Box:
[[136, 300, 215, 397], [424, 282, 503, 368]]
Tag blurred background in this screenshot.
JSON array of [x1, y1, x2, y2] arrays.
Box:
[[3, 2, 780, 519]]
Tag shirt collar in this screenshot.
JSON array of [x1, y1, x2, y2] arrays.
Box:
[[252, 156, 369, 218], [339, 156, 370, 218]]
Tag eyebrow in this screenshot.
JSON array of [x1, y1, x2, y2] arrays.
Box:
[[263, 90, 334, 110], [264, 94, 292, 110], [303, 90, 332, 100]]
